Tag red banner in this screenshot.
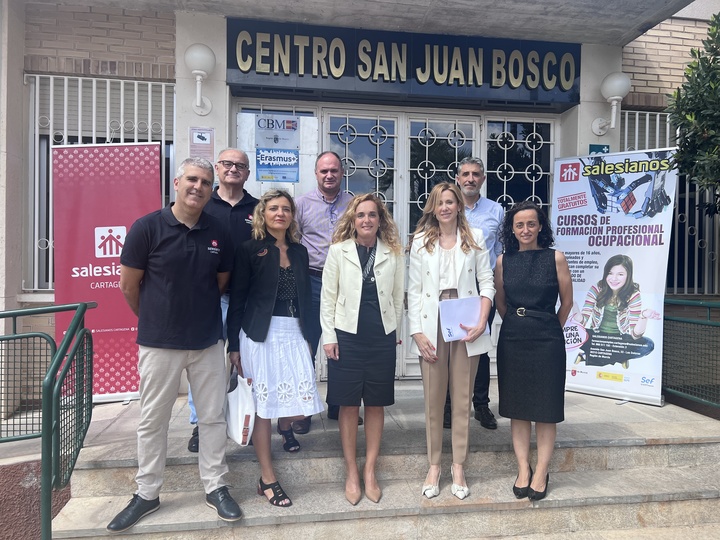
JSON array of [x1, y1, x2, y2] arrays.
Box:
[[53, 143, 161, 401]]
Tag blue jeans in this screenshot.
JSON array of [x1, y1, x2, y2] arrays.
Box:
[[188, 293, 229, 424]]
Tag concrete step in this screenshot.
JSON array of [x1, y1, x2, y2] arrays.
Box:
[[55, 381, 720, 537], [52, 464, 720, 539], [69, 436, 720, 497]]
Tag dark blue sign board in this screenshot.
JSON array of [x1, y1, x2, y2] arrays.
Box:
[[227, 19, 581, 111]]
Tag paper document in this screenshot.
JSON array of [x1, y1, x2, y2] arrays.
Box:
[[438, 296, 490, 342]]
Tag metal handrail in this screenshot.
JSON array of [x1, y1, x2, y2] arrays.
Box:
[[665, 298, 720, 324], [0, 302, 97, 540]]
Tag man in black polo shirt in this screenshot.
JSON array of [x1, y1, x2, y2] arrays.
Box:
[[186, 147, 259, 453], [107, 157, 241, 533]]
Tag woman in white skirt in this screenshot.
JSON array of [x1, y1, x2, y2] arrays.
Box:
[[227, 189, 324, 507]]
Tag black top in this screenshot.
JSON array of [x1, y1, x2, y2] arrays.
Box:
[[227, 237, 312, 350], [120, 204, 234, 350], [203, 188, 258, 246]]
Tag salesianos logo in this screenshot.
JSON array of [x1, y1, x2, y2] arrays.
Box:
[[95, 226, 126, 258]]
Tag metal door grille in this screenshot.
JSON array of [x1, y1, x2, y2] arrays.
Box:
[[621, 110, 719, 295], [327, 114, 398, 213], [408, 118, 476, 235], [24, 75, 175, 291], [485, 118, 554, 211]]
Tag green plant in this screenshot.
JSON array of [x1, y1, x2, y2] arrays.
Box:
[[667, 12, 720, 215]]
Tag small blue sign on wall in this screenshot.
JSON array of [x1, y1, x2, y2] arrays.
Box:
[[256, 148, 300, 183]]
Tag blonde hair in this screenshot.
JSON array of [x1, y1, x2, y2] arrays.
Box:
[[408, 182, 479, 254], [251, 189, 300, 243], [332, 193, 402, 253]]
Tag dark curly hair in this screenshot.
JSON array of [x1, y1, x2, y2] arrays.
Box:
[[500, 201, 554, 253]]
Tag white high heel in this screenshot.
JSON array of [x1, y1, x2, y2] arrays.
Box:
[[451, 464, 470, 500], [421, 469, 441, 499]]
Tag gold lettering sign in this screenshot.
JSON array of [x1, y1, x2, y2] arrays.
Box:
[[231, 26, 578, 95]]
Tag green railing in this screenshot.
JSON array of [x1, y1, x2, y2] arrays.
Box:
[[0, 302, 97, 540], [663, 298, 720, 408]]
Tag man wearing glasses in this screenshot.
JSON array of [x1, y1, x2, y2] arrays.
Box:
[[293, 151, 359, 433], [186, 148, 259, 453]]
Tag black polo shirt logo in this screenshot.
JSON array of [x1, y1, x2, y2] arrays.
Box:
[[208, 239, 220, 255]]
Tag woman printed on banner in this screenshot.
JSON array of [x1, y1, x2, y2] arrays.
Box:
[[320, 193, 404, 506], [573, 253, 660, 369], [227, 189, 324, 508], [494, 200, 573, 501], [407, 182, 494, 501]]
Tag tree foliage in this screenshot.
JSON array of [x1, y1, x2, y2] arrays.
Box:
[[666, 12, 720, 215]]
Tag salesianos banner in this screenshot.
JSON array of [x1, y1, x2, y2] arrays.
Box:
[[551, 148, 677, 406]]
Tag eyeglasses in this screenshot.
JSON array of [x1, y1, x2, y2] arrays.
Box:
[[218, 160, 249, 171]]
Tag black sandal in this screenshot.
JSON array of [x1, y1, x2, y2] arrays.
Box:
[[257, 477, 292, 507], [277, 424, 300, 452]]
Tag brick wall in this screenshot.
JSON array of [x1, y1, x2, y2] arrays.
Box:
[[24, 4, 175, 80], [623, 17, 710, 110]]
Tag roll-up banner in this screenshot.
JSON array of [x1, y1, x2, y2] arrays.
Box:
[[551, 148, 677, 406], [53, 143, 161, 402]]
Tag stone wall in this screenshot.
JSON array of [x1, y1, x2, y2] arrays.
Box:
[[24, 4, 175, 80]]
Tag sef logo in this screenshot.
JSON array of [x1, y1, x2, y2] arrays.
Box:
[[641, 377, 655, 385]]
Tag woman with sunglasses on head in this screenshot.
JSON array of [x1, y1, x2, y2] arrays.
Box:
[[227, 189, 324, 508]]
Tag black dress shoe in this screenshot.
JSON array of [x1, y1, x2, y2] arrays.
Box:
[[187, 425, 199, 453], [206, 486, 242, 522], [475, 406, 497, 429], [512, 466, 533, 499], [528, 473, 549, 501], [292, 416, 311, 434], [106, 494, 160, 533], [326, 406, 363, 425]]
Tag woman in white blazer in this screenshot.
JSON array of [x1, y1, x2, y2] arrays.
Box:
[[321, 193, 404, 506], [407, 182, 495, 501]]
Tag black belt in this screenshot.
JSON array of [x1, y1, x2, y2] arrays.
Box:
[[273, 298, 299, 318], [308, 268, 323, 278], [510, 306, 553, 318]]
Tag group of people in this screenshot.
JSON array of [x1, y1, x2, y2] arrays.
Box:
[[107, 149, 576, 533]]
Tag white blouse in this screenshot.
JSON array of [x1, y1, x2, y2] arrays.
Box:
[[438, 244, 458, 291]]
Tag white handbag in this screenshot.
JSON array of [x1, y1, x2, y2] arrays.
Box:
[[226, 370, 255, 446]]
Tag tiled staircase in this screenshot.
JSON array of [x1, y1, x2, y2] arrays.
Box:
[[52, 382, 720, 539]]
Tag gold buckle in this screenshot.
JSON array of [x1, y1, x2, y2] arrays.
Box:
[[516, 307, 526, 317]]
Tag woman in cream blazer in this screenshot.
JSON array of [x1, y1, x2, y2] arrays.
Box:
[[321, 194, 404, 506], [407, 182, 495, 501]]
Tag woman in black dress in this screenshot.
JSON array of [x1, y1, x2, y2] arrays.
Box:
[[320, 194, 404, 505], [495, 201, 573, 501]]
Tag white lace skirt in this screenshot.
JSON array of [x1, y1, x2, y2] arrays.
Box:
[[239, 316, 324, 419]]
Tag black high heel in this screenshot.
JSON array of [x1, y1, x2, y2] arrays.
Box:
[[512, 465, 533, 499], [528, 473, 549, 501]]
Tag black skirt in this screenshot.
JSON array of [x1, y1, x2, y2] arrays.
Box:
[[326, 270, 396, 407]]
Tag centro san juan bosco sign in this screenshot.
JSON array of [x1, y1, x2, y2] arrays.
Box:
[[227, 19, 581, 110]]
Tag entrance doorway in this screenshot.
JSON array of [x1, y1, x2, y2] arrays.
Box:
[[237, 101, 556, 379]]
